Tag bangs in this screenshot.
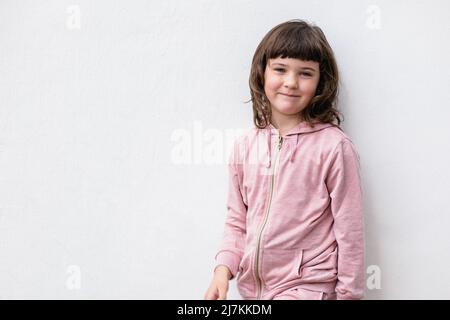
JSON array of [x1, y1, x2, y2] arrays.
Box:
[[265, 27, 324, 63]]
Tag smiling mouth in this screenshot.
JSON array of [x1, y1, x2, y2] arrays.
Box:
[[279, 93, 300, 97]]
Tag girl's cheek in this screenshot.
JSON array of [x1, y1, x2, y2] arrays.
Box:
[[300, 80, 318, 96], [266, 78, 281, 92]]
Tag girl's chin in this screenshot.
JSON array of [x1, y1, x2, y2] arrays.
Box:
[[272, 103, 304, 114], [272, 108, 303, 116]]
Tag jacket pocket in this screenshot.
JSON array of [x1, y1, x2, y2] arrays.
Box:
[[300, 246, 338, 282], [237, 255, 248, 280], [236, 252, 255, 294], [261, 248, 303, 289], [274, 287, 325, 300]]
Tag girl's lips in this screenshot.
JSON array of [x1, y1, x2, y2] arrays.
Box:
[[279, 93, 300, 97]]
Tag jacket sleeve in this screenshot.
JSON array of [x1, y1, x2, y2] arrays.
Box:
[[325, 138, 365, 300], [214, 138, 248, 279]]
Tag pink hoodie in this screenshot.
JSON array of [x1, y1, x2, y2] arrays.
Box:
[[214, 121, 365, 300]]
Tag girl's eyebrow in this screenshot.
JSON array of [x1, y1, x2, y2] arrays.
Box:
[[271, 62, 317, 72]]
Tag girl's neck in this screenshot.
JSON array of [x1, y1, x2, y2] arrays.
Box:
[[270, 112, 304, 136]]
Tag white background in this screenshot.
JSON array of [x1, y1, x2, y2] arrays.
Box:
[[0, 0, 449, 299]]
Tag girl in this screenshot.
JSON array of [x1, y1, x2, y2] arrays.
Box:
[[204, 19, 364, 300]]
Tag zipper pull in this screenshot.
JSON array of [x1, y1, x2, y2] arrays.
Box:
[[278, 136, 283, 150]]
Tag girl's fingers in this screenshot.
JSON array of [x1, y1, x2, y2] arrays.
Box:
[[218, 283, 228, 300], [204, 286, 219, 300]]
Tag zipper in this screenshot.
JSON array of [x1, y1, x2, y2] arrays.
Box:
[[254, 134, 283, 300]]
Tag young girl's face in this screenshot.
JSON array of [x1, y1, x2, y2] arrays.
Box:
[[264, 57, 320, 118]]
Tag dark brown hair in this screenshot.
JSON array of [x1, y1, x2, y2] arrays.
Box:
[[246, 19, 342, 129]]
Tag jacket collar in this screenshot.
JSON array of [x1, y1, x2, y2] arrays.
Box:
[[263, 121, 338, 167]]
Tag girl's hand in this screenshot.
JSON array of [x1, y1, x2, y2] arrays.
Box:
[[204, 265, 232, 300]]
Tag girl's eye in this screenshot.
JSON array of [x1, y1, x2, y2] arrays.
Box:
[[274, 69, 312, 77]]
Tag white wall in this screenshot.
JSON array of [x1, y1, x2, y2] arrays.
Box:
[[0, 0, 449, 299]]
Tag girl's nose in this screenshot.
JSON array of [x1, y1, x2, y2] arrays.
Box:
[[283, 74, 298, 89]]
